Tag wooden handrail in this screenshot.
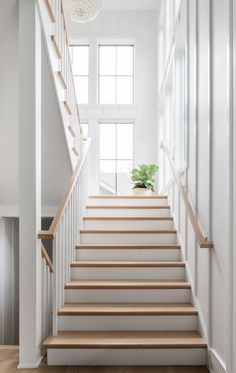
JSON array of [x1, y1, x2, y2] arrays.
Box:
[[38, 138, 91, 240], [41, 244, 53, 272], [160, 142, 213, 249]]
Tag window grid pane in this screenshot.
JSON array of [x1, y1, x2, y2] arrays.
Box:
[[99, 123, 133, 195], [70, 45, 90, 104], [98, 45, 134, 105]]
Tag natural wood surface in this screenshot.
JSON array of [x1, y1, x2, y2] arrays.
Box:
[[44, 0, 55, 22], [76, 244, 181, 250], [89, 196, 168, 199], [50, 35, 62, 59], [43, 331, 206, 349], [86, 206, 170, 209], [65, 280, 191, 290], [58, 303, 198, 316], [0, 346, 210, 372], [41, 244, 53, 272], [80, 230, 177, 235], [71, 261, 185, 268], [72, 147, 80, 157], [83, 217, 173, 221], [68, 125, 76, 137], [64, 101, 72, 115], [160, 142, 213, 249], [58, 71, 67, 89], [38, 139, 91, 240]]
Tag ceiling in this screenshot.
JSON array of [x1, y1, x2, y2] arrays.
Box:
[[63, 0, 160, 12], [102, 0, 159, 11]]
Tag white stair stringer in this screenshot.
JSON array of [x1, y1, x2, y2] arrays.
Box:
[[43, 195, 207, 366]]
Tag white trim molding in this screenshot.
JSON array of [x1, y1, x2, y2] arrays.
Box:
[[209, 349, 227, 373], [17, 356, 43, 369]]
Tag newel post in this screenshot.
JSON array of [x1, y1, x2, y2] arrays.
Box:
[[18, 0, 42, 368]]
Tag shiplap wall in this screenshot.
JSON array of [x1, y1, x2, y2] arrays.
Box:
[[0, 218, 19, 344]]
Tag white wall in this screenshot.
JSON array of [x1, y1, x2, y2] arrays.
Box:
[[0, 0, 73, 217], [65, 10, 158, 194], [0, 0, 19, 209], [0, 218, 19, 345], [157, 0, 232, 371]]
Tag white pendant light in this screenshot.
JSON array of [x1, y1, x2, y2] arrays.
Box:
[[68, 0, 103, 23]]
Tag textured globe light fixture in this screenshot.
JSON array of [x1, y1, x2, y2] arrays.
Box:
[[68, 0, 103, 23]]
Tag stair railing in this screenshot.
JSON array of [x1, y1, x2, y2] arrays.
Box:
[[160, 141, 214, 249], [41, 244, 53, 341], [38, 0, 83, 167], [38, 138, 91, 336]]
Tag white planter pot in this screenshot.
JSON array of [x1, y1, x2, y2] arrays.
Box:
[[132, 188, 152, 196]]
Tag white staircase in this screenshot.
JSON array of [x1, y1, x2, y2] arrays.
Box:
[[43, 195, 207, 366]]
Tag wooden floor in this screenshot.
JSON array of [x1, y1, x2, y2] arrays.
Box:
[[0, 346, 210, 373]]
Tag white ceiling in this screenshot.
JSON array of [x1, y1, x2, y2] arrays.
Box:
[[63, 0, 159, 12], [102, 0, 159, 11]]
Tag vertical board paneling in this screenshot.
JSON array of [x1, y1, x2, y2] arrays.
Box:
[[0, 218, 19, 345]]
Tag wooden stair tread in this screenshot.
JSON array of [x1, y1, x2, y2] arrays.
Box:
[[43, 331, 206, 349], [89, 196, 168, 199], [86, 206, 171, 209], [76, 244, 181, 249], [58, 303, 198, 316], [65, 280, 191, 290], [83, 217, 173, 221], [71, 261, 185, 268], [80, 230, 177, 234]]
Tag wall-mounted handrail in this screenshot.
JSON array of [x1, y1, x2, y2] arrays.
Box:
[[38, 138, 91, 240], [160, 141, 214, 249], [41, 244, 53, 272]]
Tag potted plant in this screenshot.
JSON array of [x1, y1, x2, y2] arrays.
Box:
[[131, 164, 159, 196]]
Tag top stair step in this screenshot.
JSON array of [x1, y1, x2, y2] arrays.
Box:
[[88, 195, 168, 206]]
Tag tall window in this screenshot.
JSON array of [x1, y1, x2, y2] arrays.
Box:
[[70, 45, 89, 104], [98, 45, 134, 105], [99, 123, 133, 195]]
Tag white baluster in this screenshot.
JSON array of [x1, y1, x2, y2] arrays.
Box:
[[52, 236, 58, 336]]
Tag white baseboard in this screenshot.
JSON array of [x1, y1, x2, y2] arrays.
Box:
[[209, 349, 227, 373], [17, 355, 42, 369]]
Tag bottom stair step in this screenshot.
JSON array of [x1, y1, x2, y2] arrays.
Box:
[[44, 330, 206, 349], [44, 331, 207, 366]]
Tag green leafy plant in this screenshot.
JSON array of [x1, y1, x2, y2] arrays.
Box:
[[131, 164, 159, 192]]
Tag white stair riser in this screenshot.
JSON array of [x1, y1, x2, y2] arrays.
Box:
[[88, 198, 168, 206], [76, 249, 181, 261], [86, 208, 170, 217], [81, 233, 177, 244], [58, 315, 198, 331], [65, 289, 190, 303], [71, 267, 185, 281], [83, 220, 174, 230], [47, 348, 206, 366]]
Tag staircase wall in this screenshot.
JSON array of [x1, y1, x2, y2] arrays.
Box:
[[157, 0, 232, 371], [0, 0, 73, 217]]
